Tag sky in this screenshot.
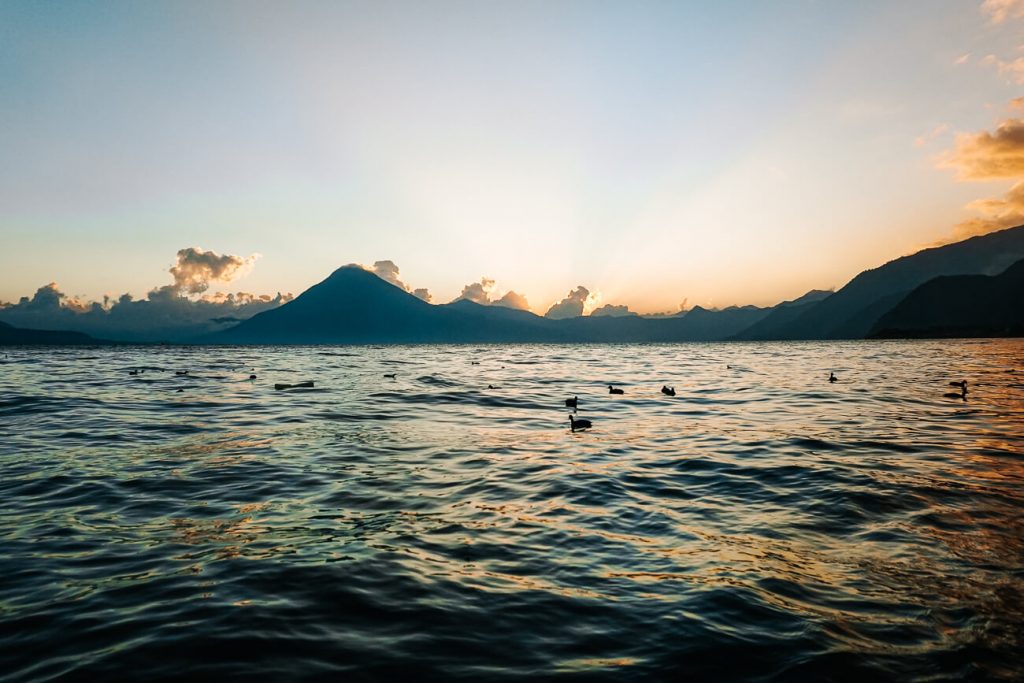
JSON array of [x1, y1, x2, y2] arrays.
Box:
[[1, 0, 1023, 315]]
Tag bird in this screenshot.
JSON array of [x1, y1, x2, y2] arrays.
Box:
[[383, 373, 396, 379], [569, 414, 592, 432], [175, 370, 189, 376], [128, 370, 138, 376], [944, 381, 968, 400], [828, 372, 837, 383], [487, 384, 495, 389], [470, 361, 480, 365], [565, 396, 578, 411], [661, 385, 676, 396], [948, 380, 967, 388], [249, 374, 257, 380], [608, 385, 624, 395]]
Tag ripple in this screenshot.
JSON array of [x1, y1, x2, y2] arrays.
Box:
[[1, 340, 1022, 681]]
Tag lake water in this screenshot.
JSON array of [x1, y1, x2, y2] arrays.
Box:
[[1, 341, 1022, 681]]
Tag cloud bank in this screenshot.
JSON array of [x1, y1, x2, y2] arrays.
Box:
[[0, 247, 291, 341]]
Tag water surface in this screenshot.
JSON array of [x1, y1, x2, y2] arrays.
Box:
[[1, 341, 1022, 681]]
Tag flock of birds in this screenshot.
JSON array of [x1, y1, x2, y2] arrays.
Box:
[[121, 365, 973, 423], [563, 372, 973, 432]]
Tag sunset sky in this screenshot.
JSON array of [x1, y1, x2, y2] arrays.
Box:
[[2, 0, 1023, 314]]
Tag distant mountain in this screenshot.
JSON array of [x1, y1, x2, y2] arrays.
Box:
[[0, 320, 107, 345], [730, 290, 832, 341], [869, 259, 1024, 338], [210, 266, 771, 344], [734, 224, 1024, 340]]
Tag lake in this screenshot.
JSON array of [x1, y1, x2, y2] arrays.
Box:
[[1, 341, 1022, 681]]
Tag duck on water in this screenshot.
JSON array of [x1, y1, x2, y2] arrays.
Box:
[[569, 415, 592, 432], [944, 381, 968, 400]]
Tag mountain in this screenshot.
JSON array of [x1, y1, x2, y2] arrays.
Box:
[[730, 290, 832, 341], [0, 320, 107, 345], [869, 259, 1024, 338], [734, 224, 1024, 340], [210, 266, 771, 344]]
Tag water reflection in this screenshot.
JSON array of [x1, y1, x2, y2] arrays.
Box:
[[0, 340, 1022, 681]]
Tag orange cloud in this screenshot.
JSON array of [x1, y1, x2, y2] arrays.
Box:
[[170, 247, 259, 295], [937, 118, 1024, 179], [981, 54, 1024, 84], [953, 180, 1024, 238], [981, 0, 1024, 23]]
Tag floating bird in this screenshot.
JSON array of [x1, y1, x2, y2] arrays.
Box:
[[128, 370, 138, 376], [565, 395, 578, 411], [944, 381, 968, 400], [471, 361, 480, 365], [275, 381, 314, 390], [569, 414, 592, 432], [661, 385, 676, 396], [383, 373, 396, 379], [608, 385, 624, 395], [175, 370, 189, 376], [488, 384, 495, 389], [828, 372, 837, 383], [948, 380, 967, 388], [249, 374, 257, 380]]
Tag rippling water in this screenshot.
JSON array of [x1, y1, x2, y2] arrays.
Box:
[[1, 341, 1023, 681]]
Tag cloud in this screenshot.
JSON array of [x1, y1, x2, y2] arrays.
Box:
[[450, 278, 531, 310], [367, 260, 407, 290], [544, 286, 591, 319], [980, 54, 1024, 84], [937, 117, 1024, 179], [493, 290, 530, 310], [952, 180, 1024, 238], [590, 304, 637, 318], [1012, 97, 1024, 111], [363, 260, 432, 302], [955, 53, 971, 65], [169, 247, 259, 295], [981, 0, 1024, 23], [914, 123, 950, 147], [454, 278, 495, 304], [0, 247, 291, 341]]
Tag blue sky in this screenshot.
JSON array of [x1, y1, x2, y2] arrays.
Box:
[[1, 0, 1022, 313]]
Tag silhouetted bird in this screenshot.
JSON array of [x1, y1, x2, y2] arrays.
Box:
[[384, 373, 396, 379], [565, 395, 578, 411], [471, 361, 480, 365], [661, 385, 676, 396], [175, 370, 188, 376], [129, 370, 138, 376], [569, 415, 591, 432], [249, 374, 257, 380], [829, 372, 837, 383], [944, 381, 968, 400], [608, 385, 624, 395], [488, 384, 494, 389]]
